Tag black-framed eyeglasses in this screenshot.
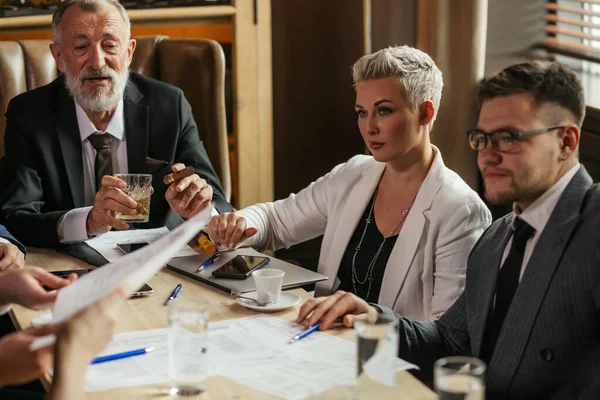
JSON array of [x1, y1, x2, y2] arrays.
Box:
[[466, 125, 566, 152]]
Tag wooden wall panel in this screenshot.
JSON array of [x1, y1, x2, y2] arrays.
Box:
[[270, 0, 366, 268], [232, 0, 273, 208], [271, 0, 366, 201], [371, 0, 417, 52]]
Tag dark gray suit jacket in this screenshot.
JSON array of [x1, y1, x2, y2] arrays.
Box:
[[388, 168, 600, 399], [0, 73, 232, 248]]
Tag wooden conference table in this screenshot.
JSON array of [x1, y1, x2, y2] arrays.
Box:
[[10, 248, 436, 400]]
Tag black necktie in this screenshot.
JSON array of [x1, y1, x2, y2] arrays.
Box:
[[88, 133, 113, 191], [482, 217, 536, 363]]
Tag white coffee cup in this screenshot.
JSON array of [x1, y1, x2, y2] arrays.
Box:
[[252, 268, 285, 304]]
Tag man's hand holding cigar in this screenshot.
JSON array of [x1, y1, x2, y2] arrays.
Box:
[[165, 163, 214, 219]]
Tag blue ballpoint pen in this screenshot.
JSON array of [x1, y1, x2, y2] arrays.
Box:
[[197, 253, 220, 272], [91, 347, 154, 365], [288, 323, 321, 344], [164, 283, 182, 306]]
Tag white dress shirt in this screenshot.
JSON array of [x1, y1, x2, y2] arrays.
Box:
[[57, 100, 127, 243], [77, 100, 129, 206], [501, 163, 581, 279]]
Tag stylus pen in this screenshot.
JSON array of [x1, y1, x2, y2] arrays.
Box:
[[91, 347, 154, 365], [197, 253, 220, 272], [164, 283, 182, 306], [288, 323, 321, 344]]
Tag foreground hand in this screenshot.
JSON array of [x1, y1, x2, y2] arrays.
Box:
[[0, 324, 60, 386], [166, 163, 213, 219], [48, 286, 131, 400], [206, 213, 258, 248], [87, 176, 138, 236], [0, 242, 25, 271], [0, 267, 76, 310], [56, 285, 130, 364], [295, 290, 379, 330]]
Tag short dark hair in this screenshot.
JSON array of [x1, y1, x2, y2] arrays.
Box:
[[477, 61, 585, 126]]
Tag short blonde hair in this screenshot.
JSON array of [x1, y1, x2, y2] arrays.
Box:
[[352, 45, 443, 124]]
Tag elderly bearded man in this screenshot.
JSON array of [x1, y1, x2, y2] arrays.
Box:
[[0, 0, 232, 248]]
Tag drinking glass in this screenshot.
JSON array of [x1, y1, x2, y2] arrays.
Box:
[[168, 299, 209, 396], [353, 313, 399, 398], [114, 173, 152, 223], [434, 356, 486, 400], [252, 268, 285, 304]]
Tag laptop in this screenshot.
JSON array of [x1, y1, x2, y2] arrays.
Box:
[[167, 248, 329, 294]]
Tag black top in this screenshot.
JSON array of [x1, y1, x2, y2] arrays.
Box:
[[337, 193, 398, 303]]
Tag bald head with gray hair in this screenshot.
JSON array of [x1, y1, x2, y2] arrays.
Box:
[[52, 0, 131, 44], [352, 45, 443, 125]]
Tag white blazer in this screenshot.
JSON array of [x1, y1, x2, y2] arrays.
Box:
[[237, 147, 491, 320]]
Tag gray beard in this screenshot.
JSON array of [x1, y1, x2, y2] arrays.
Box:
[[65, 68, 129, 112]]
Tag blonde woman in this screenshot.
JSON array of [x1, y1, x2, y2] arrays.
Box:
[[207, 46, 491, 320]]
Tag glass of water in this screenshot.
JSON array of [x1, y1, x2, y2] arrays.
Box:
[[353, 313, 399, 398], [434, 356, 486, 400], [168, 299, 209, 396]]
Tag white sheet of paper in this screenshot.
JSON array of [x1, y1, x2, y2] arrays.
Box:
[[84, 329, 170, 392], [217, 316, 416, 399], [29, 210, 209, 351], [85, 227, 198, 262], [80, 315, 417, 399]]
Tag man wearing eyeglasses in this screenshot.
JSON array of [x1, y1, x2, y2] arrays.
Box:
[[295, 61, 600, 399]]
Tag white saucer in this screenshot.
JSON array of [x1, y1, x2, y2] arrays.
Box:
[[236, 291, 301, 312]]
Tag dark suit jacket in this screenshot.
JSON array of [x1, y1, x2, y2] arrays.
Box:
[[0, 223, 25, 255], [387, 168, 600, 399], [0, 73, 232, 248]]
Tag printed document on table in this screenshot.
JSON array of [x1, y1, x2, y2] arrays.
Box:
[[84, 329, 170, 392], [29, 210, 209, 351], [79, 315, 416, 399], [211, 315, 417, 400], [85, 227, 198, 262]]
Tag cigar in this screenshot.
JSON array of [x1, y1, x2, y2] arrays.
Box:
[[163, 166, 195, 185]]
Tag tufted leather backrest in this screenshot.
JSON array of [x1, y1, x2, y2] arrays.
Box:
[[0, 35, 230, 201]]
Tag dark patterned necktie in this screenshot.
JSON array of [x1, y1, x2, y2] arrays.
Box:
[[482, 217, 536, 363], [88, 133, 113, 191]]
